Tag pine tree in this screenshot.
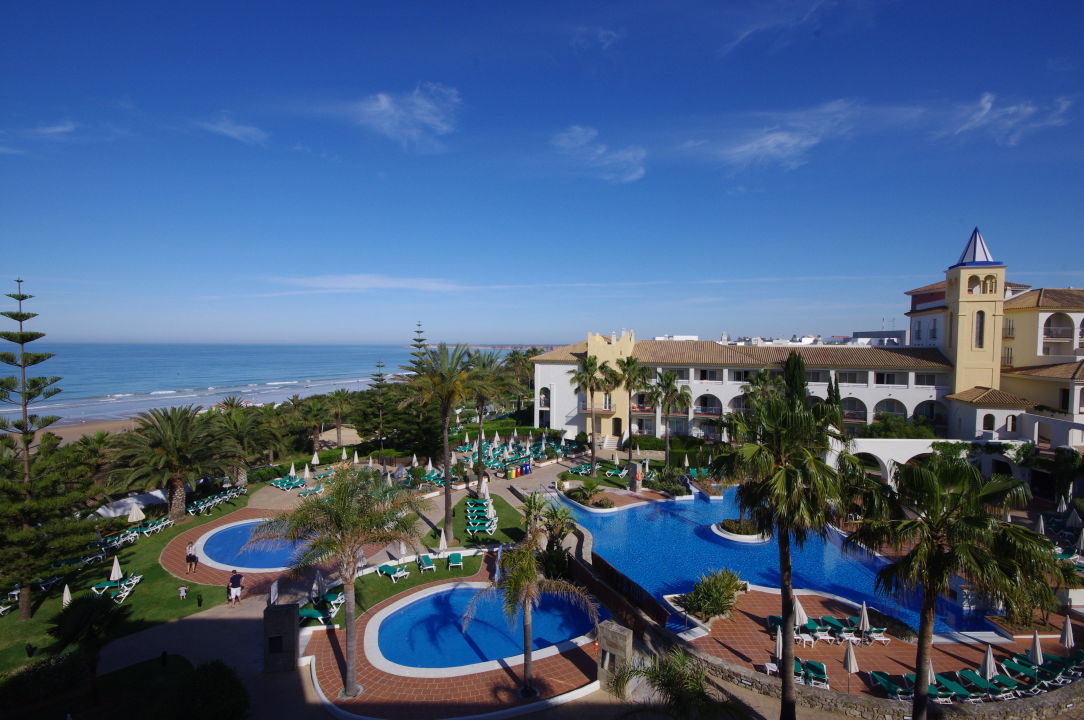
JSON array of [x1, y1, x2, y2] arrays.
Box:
[[409, 321, 428, 370], [371, 360, 389, 471], [0, 280, 98, 620]]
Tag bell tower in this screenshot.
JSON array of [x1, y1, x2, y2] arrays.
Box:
[[944, 228, 1006, 392]]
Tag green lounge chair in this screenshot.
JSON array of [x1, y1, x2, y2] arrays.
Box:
[[903, 674, 953, 703], [447, 552, 463, 569], [803, 660, 830, 689], [298, 484, 321, 498], [377, 564, 409, 583], [418, 554, 435, 572], [869, 671, 912, 700], [935, 673, 984, 703], [820, 616, 846, 632], [958, 669, 1013, 700], [299, 607, 329, 625], [992, 672, 1044, 696]]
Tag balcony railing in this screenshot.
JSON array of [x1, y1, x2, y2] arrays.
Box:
[[1043, 327, 1074, 339], [1002, 327, 1015, 339], [843, 410, 867, 421], [579, 404, 615, 414], [630, 403, 655, 413], [693, 406, 722, 416]]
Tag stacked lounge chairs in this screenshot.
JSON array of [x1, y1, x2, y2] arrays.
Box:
[[186, 486, 246, 514], [466, 498, 496, 536], [271, 475, 305, 491]]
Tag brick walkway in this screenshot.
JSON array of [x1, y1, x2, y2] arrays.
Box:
[[690, 589, 1084, 697], [304, 555, 598, 719]]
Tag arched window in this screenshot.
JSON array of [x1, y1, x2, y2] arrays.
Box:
[[982, 414, 995, 431], [967, 276, 981, 294], [983, 275, 997, 294], [975, 311, 985, 349]]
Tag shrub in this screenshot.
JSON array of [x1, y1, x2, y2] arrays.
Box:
[[679, 569, 743, 621], [544, 447, 558, 460], [184, 660, 250, 719], [574, 432, 588, 447], [592, 497, 615, 508], [720, 518, 759, 535]]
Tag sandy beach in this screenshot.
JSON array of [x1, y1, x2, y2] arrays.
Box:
[[44, 418, 140, 446]]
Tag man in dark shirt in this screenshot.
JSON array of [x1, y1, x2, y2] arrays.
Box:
[[228, 570, 244, 606]]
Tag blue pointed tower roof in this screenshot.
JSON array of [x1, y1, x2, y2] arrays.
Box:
[[949, 227, 1002, 268]]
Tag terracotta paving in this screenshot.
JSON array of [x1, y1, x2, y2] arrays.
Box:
[[691, 589, 1084, 697], [601, 489, 668, 507], [304, 554, 598, 719]]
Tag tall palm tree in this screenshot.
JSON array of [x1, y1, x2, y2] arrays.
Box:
[[217, 395, 246, 411], [723, 353, 843, 720], [520, 491, 549, 536], [845, 452, 1067, 720], [463, 526, 598, 698], [325, 389, 354, 448], [609, 647, 746, 719], [469, 350, 505, 489], [251, 468, 427, 699], [217, 407, 265, 486], [615, 356, 652, 465], [402, 343, 472, 542], [257, 404, 289, 465], [112, 406, 237, 520], [298, 397, 327, 455], [567, 355, 612, 471], [652, 371, 692, 467]]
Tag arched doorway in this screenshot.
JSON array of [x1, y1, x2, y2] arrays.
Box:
[[873, 398, 907, 420], [841, 397, 867, 425], [694, 394, 722, 417], [855, 452, 888, 482]]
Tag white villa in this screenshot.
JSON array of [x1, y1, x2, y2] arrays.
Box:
[[532, 229, 1084, 478]]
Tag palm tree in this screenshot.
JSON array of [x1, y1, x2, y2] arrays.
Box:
[[326, 389, 354, 448], [609, 646, 746, 719], [217, 407, 265, 486], [463, 526, 598, 698], [567, 355, 612, 471], [402, 343, 472, 542], [520, 491, 549, 536], [723, 353, 843, 720], [615, 356, 652, 465], [257, 404, 289, 465], [469, 350, 505, 489], [112, 406, 237, 520], [250, 468, 427, 699], [652, 371, 692, 467], [845, 451, 1067, 720], [217, 395, 246, 411], [298, 397, 327, 455]]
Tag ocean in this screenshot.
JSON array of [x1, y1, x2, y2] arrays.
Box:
[[0, 343, 415, 425]]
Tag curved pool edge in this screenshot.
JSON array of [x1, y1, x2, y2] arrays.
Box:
[[193, 517, 295, 573], [363, 581, 596, 678]]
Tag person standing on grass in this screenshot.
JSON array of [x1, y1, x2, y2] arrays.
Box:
[[228, 569, 244, 605], [185, 542, 198, 573]]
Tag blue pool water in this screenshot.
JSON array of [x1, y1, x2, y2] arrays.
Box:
[[378, 587, 605, 668], [201, 521, 308, 570], [561, 490, 991, 634]]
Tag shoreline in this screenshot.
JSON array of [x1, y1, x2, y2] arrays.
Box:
[[42, 418, 141, 446]]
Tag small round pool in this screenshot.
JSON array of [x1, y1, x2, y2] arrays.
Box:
[[371, 584, 601, 675], [196, 519, 308, 572]]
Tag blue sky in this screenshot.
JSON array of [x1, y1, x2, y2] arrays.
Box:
[[3, 1, 1082, 345]]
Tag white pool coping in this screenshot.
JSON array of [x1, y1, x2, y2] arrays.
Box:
[[193, 517, 295, 573], [362, 581, 596, 678]]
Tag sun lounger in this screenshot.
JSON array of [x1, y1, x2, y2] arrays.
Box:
[[869, 671, 912, 700], [319, 591, 345, 617], [605, 468, 628, 479], [298, 484, 322, 498], [377, 565, 409, 583], [903, 673, 953, 703], [418, 554, 435, 572], [991, 672, 1044, 696], [447, 552, 463, 570], [820, 616, 846, 632], [110, 583, 135, 605], [0, 604, 12, 616], [866, 627, 890, 645], [958, 669, 1013, 700], [803, 660, 830, 689], [936, 673, 985, 703], [299, 607, 330, 625]]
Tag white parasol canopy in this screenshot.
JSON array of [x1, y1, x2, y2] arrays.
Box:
[[397, 540, 408, 559], [368, 456, 374, 468], [683, 454, 689, 468], [62, 584, 71, 608], [979, 643, 997, 680], [464, 432, 470, 444], [1037, 515, 1046, 535], [303, 464, 312, 481], [774, 626, 784, 661], [313, 570, 327, 599], [512, 428, 518, 438], [1061, 614, 1075, 650], [480, 477, 490, 499], [438, 528, 448, 555], [341, 448, 347, 461], [843, 642, 859, 693], [793, 595, 808, 628], [311, 451, 320, 466], [1030, 630, 1044, 665], [636, 445, 641, 458], [353, 451, 360, 465], [493, 431, 500, 444], [289, 462, 297, 477], [109, 556, 123, 583], [1067, 509, 1083, 528], [925, 656, 937, 688], [858, 601, 871, 633], [1076, 530, 1084, 553], [1057, 496, 1068, 513], [426, 458, 433, 472], [126, 504, 145, 523], [411, 453, 418, 467]]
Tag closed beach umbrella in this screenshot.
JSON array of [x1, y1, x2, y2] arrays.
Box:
[[61, 584, 71, 608], [1030, 630, 1044, 665], [1061, 614, 1075, 650], [126, 504, 145, 523], [464, 432, 470, 444], [1057, 496, 1068, 513], [1003, 511, 1013, 524], [313, 570, 326, 599], [438, 528, 448, 555], [341, 448, 347, 461], [411, 453, 418, 467], [352, 451, 359, 465], [426, 458, 433, 472], [858, 601, 871, 633], [512, 428, 518, 438], [774, 626, 784, 661], [1068, 509, 1083, 529], [793, 595, 808, 628], [926, 656, 937, 688], [1076, 530, 1084, 554], [109, 556, 123, 583], [368, 456, 374, 468], [480, 477, 490, 499], [613, 452, 618, 464], [1037, 515, 1046, 535], [979, 644, 997, 680], [311, 451, 320, 466], [493, 431, 500, 444], [843, 642, 859, 693], [303, 464, 312, 481], [683, 454, 689, 468], [636, 445, 641, 458], [289, 462, 297, 477], [397, 540, 408, 560]]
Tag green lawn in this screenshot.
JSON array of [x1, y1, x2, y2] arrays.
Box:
[[352, 554, 485, 613], [426, 495, 524, 547], [0, 486, 261, 675]]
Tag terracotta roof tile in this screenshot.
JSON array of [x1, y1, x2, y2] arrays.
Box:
[[944, 386, 1036, 408], [1004, 361, 1084, 381], [1004, 288, 1084, 310], [531, 341, 586, 363], [906, 279, 1030, 295]]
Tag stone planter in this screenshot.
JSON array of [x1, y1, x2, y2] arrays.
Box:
[[711, 522, 771, 544], [663, 593, 741, 632]]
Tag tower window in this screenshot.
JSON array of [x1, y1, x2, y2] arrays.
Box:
[[914, 321, 922, 340], [967, 276, 981, 294], [983, 414, 995, 431], [930, 319, 937, 340], [975, 311, 985, 349]]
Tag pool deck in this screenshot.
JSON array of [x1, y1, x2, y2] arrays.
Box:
[[304, 556, 599, 719]]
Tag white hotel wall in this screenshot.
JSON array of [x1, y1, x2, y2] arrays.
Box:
[[534, 362, 583, 438]]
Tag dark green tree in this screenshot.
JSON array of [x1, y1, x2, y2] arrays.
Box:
[[370, 360, 389, 470], [409, 321, 428, 369], [468, 350, 506, 488], [567, 355, 612, 471], [47, 594, 132, 702], [615, 356, 652, 465], [325, 388, 354, 448]]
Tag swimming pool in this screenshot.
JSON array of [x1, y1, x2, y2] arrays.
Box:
[[196, 519, 308, 572], [368, 583, 604, 676], [560, 489, 990, 634]]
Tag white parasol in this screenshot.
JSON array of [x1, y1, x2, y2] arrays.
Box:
[[512, 428, 518, 438], [313, 570, 327, 599], [353, 451, 360, 465], [411, 453, 418, 467], [979, 643, 997, 680], [126, 504, 145, 523], [311, 451, 320, 466], [493, 431, 501, 444], [1067, 509, 1083, 529], [683, 454, 689, 468], [1061, 614, 1075, 650], [843, 642, 859, 693], [1076, 530, 1084, 554], [438, 527, 448, 555], [793, 595, 808, 628], [1057, 496, 1068, 513], [289, 462, 297, 477], [774, 626, 784, 661], [303, 464, 312, 481], [857, 601, 871, 633], [341, 448, 347, 461], [1030, 630, 1044, 665], [480, 477, 490, 499], [397, 540, 408, 560], [368, 455, 374, 468], [62, 584, 71, 608], [109, 556, 123, 583], [426, 458, 433, 472], [464, 432, 470, 444], [1037, 515, 1046, 535]]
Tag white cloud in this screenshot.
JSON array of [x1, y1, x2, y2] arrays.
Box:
[[719, 0, 855, 56], [29, 120, 77, 138], [196, 114, 270, 145], [351, 82, 461, 152], [571, 26, 623, 51], [953, 93, 1071, 146], [551, 125, 646, 183], [0, 146, 27, 156], [280, 273, 465, 293]]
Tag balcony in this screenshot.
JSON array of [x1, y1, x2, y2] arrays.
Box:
[[1002, 326, 1015, 339], [693, 406, 722, 416], [630, 403, 655, 414], [579, 403, 615, 415], [1043, 327, 1075, 340], [843, 410, 867, 422]]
